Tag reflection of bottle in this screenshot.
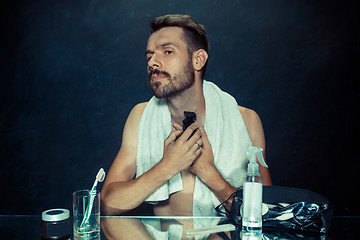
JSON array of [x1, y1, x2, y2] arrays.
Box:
[[241, 231, 262, 240], [242, 147, 268, 237]]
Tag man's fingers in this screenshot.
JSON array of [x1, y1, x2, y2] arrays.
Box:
[[194, 139, 203, 149], [195, 146, 202, 157], [199, 127, 210, 149], [165, 129, 182, 144], [179, 123, 200, 142], [172, 122, 183, 131]]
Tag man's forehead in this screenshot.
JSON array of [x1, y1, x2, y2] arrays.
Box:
[[147, 27, 186, 49]]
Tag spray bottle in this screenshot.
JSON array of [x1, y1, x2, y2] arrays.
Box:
[[242, 146, 268, 236]]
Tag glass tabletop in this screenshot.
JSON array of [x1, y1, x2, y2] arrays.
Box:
[[0, 215, 358, 239]]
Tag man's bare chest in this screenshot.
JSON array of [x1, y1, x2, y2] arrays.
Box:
[[154, 170, 196, 216]]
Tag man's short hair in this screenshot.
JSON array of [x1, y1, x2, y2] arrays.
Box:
[[150, 14, 209, 78]]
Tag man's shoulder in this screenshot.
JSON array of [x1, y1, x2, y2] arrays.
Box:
[[238, 106, 260, 121], [237, 105, 263, 132], [124, 102, 148, 130], [130, 102, 148, 117], [237, 105, 264, 145]]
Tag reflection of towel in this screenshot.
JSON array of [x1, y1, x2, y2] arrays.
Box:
[[136, 80, 252, 216], [142, 217, 223, 240], [143, 219, 183, 240]]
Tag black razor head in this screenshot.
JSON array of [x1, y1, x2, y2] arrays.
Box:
[[182, 111, 197, 131]]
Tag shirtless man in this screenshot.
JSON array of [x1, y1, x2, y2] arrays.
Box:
[[101, 14, 271, 216]]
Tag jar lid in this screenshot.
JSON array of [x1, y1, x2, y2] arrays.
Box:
[[42, 208, 70, 222]]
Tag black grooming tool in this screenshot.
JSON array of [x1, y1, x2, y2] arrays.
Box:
[[182, 111, 197, 131]]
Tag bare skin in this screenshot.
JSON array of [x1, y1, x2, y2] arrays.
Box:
[[101, 27, 271, 216]]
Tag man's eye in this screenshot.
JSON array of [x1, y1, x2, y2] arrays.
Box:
[[165, 50, 173, 55]]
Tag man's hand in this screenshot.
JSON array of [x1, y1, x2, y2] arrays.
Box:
[[189, 127, 216, 182], [170, 123, 236, 211], [160, 122, 203, 176]]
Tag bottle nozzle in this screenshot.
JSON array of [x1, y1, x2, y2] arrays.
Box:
[[247, 146, 268, 173]]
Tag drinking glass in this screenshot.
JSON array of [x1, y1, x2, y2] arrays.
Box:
[[73, 190, 100, 239]]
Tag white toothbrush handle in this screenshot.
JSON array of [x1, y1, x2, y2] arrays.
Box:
[[80, 182, 98, 228]]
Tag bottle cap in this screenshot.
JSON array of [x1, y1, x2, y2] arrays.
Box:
[[247, 146, 268, 173], [42, 208, 70, 222]]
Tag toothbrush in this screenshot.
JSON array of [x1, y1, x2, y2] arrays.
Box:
[[80, 168, 106, 229]]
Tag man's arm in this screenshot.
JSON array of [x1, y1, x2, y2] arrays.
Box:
[[240, 107, 271, 185], [189, 106, 271, 212], [101, 103, 203, 215], [101, 102, 159, 215]]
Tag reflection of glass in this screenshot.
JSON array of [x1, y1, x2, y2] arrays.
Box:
[[73, 190, 100, 239]]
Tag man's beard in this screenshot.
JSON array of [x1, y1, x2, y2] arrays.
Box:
[[147, 60, 195, 98]]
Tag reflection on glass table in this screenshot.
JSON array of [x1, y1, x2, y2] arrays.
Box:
[[0, 215, 359, 239], [101, 216, 229, 240], [100, 216, 359, 240]]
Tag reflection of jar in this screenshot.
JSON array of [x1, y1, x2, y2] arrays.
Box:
[[41, 208, 71, 240]]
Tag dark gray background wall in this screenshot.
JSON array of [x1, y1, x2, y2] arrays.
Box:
[[1, 0, 359, 215]]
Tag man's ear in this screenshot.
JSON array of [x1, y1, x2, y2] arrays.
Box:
[[192, 49, 208, 71]]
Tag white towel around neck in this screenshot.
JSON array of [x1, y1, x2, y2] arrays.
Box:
[[136, 80, 252, 216]]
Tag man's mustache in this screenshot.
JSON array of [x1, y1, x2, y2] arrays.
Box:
[[148, 68, 171, 80]]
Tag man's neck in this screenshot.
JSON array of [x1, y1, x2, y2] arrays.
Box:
[[167, 80, 206, 127]]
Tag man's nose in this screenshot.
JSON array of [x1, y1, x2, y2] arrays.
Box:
[[148, 54, 161, 71]]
